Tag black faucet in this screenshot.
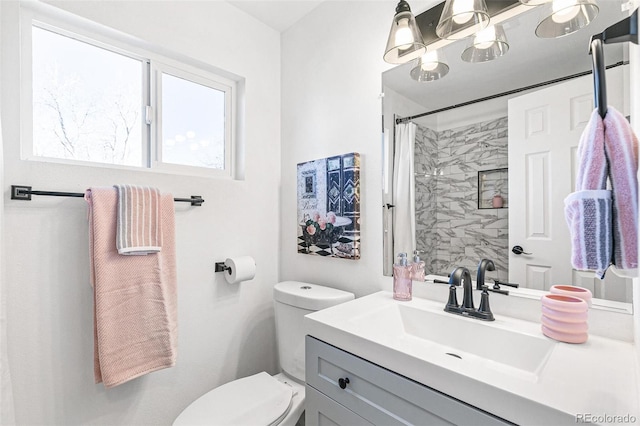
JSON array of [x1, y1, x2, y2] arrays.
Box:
[[451, 267, 475, 310], [444, 266, 495, 321], [476, 259, 495, 290]]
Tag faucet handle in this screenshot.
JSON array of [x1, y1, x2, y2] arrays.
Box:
[[494, 279, 519, 288], [444, 285, 460, 312], [477, 286, 495, 321]]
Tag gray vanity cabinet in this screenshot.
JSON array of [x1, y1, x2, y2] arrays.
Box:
[[305, 336, 513, 426]]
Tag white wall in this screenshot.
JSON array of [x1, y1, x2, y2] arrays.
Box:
[[1, 1, 281, 424], [281, 0, 438, 296]]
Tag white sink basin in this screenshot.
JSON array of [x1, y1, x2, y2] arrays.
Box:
[[343, 296, 555, 381], [398, 304, 554, 376]]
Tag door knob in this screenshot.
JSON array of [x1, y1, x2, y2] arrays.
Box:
[[338, 377, 350, 389], [512, 245, 532, 255]]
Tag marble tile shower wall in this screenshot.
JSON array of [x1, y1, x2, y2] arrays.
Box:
[[415, 117, 509, 281], [415, 125, 438, 274]]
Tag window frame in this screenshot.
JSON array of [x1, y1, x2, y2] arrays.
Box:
[[19, 3, 236, 178], [150, 61, 235, 178]]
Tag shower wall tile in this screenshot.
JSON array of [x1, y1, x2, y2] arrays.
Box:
[[414, 125, 439, 267], [414, 116, 509, 278]]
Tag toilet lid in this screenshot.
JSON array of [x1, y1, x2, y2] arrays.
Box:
[[174, 372, 293, 426]]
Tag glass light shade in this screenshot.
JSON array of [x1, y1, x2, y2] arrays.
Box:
[[384, 1, 427, 64], [410, 50, 450, 82], [461, 24, 510, 62], [535, 0, 599, 38], [435, 0, 490, 41], [519, 0, 552, 5]]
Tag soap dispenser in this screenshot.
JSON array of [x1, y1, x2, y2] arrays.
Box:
[[393, 253, 412, 301], [411, 250, 425, 282]]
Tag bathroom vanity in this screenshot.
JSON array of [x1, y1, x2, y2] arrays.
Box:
[[306, 336, 511, 425], [304, 292, 640, 426]]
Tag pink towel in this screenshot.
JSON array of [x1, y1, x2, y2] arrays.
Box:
[[565, 109, 612, 278], [114, 184, 161, 255], [575, 109, 608, 191], [603, 106, 638, 274], [85, 187, 177, 388]]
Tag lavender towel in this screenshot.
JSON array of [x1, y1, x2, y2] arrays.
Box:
[[565, 107, 639, 278], [565, 190, 612, 278], [565, 109, 611, 277], [114, 185, 162, 255], [603, 107, 638, 274]]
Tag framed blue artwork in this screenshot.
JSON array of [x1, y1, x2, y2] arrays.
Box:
[[297, 153, 361, 259]]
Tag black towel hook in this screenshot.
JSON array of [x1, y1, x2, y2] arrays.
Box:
[[589, 9, 638, 119], [589, 36, 607, 119]]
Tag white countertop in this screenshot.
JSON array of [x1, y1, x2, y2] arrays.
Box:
[[304, 291, 640, 426]]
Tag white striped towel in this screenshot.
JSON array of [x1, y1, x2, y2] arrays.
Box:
[[114, 185, 162, 255], [564, 189, 612, 279]]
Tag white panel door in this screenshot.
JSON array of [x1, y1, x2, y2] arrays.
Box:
[[508, 68, 629, 299]]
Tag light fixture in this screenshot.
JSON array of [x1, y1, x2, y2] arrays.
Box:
[[535, 0, 599, 38], [519, 0, 552, 5], [410, 50, 450, 82], [384, 0, 427, 64], [435, 0, 490, 41], [461, 24, 509, 62]]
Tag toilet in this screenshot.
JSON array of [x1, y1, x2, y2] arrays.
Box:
[[173, 281, 355, 426]]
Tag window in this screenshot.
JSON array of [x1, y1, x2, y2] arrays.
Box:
[[32, 26, 145, 167], [26, 18, 236, 177], [156, 67, 231, 172]]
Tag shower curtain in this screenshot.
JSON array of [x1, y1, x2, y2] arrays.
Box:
[[392, 122, 416, 263]]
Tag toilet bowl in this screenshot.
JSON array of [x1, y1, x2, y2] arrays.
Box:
[[173, 281, 354, 425], [173, 372, 305, 426]]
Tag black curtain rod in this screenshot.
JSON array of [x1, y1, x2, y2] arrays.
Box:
[[10, 185, 204, 206], [395, 61, 627, 125]]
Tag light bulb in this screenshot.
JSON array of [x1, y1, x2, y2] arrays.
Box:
[[452, 0, 475, 24], [474, 25, 496, 49], [395, 18, 413, 49], [420, 51, 440, 71], [551, 0, 580, 23], [421, 61, 438, 71]]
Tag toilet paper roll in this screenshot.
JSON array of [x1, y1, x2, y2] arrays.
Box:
[[224, 256, 256, 284]]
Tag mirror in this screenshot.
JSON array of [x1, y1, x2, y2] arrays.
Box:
[[382, 0, 634, 309]]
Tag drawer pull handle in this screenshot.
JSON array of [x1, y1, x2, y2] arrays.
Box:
[[338, 377, 350, 389]]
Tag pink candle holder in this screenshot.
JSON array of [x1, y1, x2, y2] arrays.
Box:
[[540, 294, 588, 344], [550, 285, 592, 307]]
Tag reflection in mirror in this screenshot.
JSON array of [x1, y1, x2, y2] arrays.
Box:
[[382, 0, 635, 309]]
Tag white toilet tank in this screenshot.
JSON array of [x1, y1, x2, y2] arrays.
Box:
[[273, 281, 354, 382]]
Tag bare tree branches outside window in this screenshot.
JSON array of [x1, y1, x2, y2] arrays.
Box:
[[32, 27, 142, 166], [30, 25, 231, 173]]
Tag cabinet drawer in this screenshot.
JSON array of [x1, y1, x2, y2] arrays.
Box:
[[306, 336, 512, 426], [306, 385, 374, 426]]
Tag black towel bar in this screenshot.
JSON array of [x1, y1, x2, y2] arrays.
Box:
[[10, 185, 204, 207]]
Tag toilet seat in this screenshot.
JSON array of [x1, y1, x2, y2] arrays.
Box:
[[173, 372, 293, 426]]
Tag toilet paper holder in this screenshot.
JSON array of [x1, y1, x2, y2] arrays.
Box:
[[214, 262, 232, 274], [214, 256, 256, 284]]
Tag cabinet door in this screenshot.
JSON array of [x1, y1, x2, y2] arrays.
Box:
[[306, 336, 513, 426], [306, 386, 373, 426]]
